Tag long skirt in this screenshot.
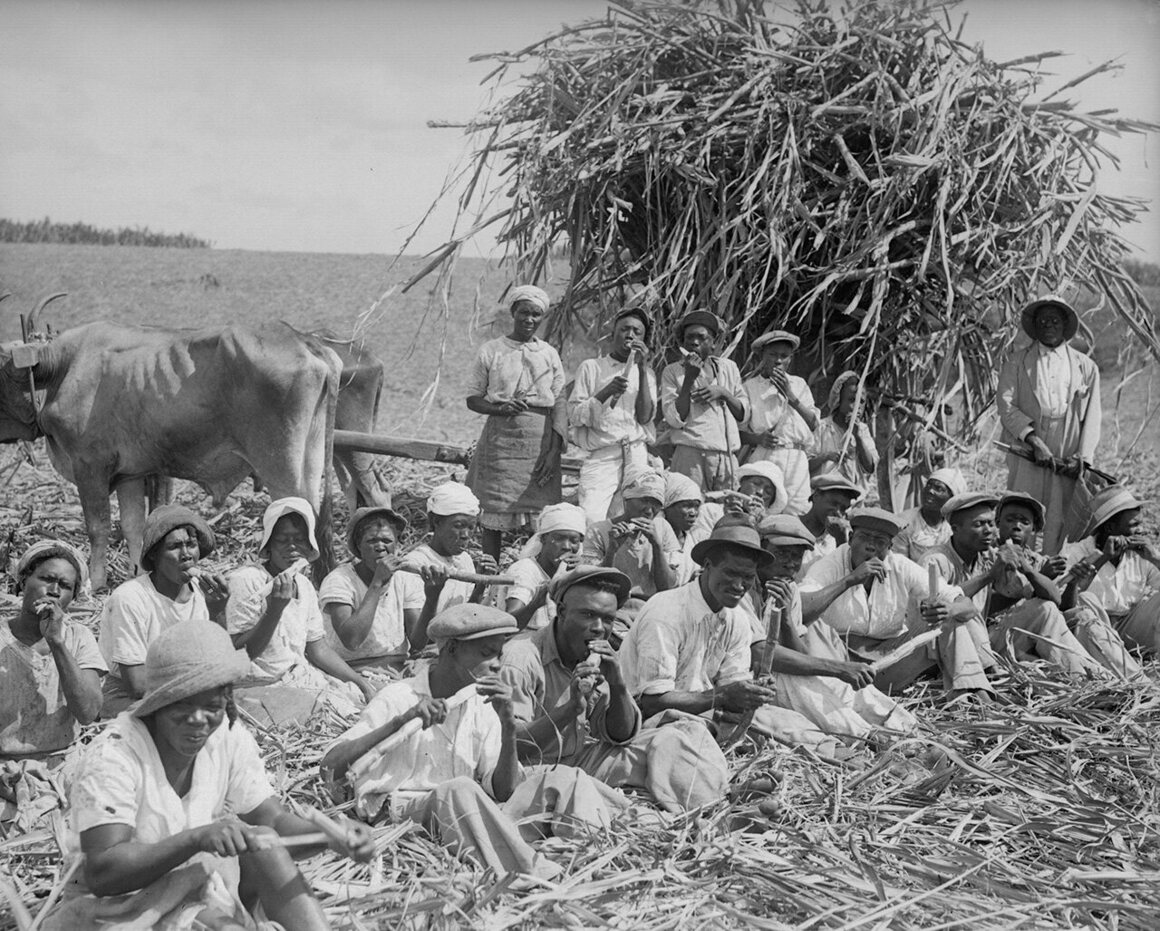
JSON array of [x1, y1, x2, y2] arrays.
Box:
[[467, 410, 561, 528]]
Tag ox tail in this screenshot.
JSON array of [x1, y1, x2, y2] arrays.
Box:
[[315, 347, 341, 585]]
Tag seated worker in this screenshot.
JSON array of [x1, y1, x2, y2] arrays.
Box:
[[98, 505, 230, 716], [662, 472, 710, 586], [45, 619, 373, 931], [892, 468, 966, 563], [1, 541, 104, 763], [799, 508, 993, 701], [503, 503, 587, 631], [995, 493, 1139, 677], [798, 474, 862, 578], [583, 470, 680, 608], [660, 309, 749, 491], [226, 498, 375, 716], [748, 516, 915, 742], [321, 604, 628, 881], [502, 566, 728, 813], [1059, 485, 1160, 655], [618, 523, 778, 771], [320, 505, 429, 672], [731, 460, 789, 522], [739, 329, 818, 516], [920, 493, 1104, 676], [810, 371, 879, 501]]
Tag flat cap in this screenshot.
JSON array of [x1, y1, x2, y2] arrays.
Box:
[[810, 473, 864, 498], [757, 514, 815, 548], [676, 309, 724, 338], [848, 507, 906, 539], [549, 565, 632, 607], [427, 604, 518, 642], [996, 492, 1046, 531], [752, 330, 800, 351], [941, 492, 1000, 520]]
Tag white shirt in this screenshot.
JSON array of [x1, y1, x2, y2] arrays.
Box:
[[98, 575, 210, 678], [741, 374, 817, 450], [503, 557, 554, 631], [798, 531, 838, 580], [1060, 537, 1160, 616], [318, 563, 425, 663], [569, 355, 657, 451], [892, 507, 952, 564], [1034, 343, 1071, 419], [225, 565, 325, 683], [582, 516, 682, 599], [799, 545, 963, 640], [468, 336, 564, 408], [619, 581, 753, 697], [406, 544, 477, 611]]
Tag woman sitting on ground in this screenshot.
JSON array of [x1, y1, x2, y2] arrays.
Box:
[[1, 541, 105, 764], [44, 619, 373, 931], [503, 503, 587, 630], [226, 497, 376, 707], [98, 505, 230, 716]]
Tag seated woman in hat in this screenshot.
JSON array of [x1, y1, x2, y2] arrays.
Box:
[[891, 468, 966, 564], [740, 330, 818, 516], [465, 285, 566, 563], [810, 371, 879, 501], [226, 498, 375, 711], [503, 502, 587, 631], [98, 505, 230, 716], [322, 604, 627, 882], [1, 541, 105, 767], [45, 619, 373, 931]]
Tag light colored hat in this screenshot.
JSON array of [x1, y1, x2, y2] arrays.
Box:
[[757, 514, 815, 548], [828, 371, 860, 412], [752, 330, 800, 351], [549, 565, 632, 607], [941, 492, 1000, 521], [848, 507, 905, 539], [427, 482, 481, 517], [926, 467, 967, 498], [663, 471, 703, 508], [1020, 295, 1078, 341], [15, 539, 89, 595], [508, 284, 550, 313], [427, 604, 518, 643], [346, 506, 408, 556], [131, 619, 251, 719], [736, 461, 788, 508], [676, 309, 723, 338], [259, 497, 320, 563], [1085, 486, 1141, 536], [140, 505, 215, 572], [997, 492, 1046, 532], [536, 503, 587, 537], [622, 470, 666, 503], [810, 473, 863, 498], [691, 523, 775, 568]]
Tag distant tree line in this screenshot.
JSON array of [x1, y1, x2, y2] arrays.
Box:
[[1124, 258, 1160, 289], [0, 217, 211, 248]]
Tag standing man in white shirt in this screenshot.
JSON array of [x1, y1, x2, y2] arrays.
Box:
[[569, 307, 657, 523], [997, 295, 1101, 553]]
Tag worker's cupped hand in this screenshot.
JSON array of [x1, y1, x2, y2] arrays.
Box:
[[475, 676, 515, 723], [418, 563, 449, 594], [473, 553, 499, 577], [1102, 535, 1131, 561], [834, 661, 875, 690], [497, 398, 529, 417], [714, 679, 774, 714], [33, 599, 67, 645], [558, 550, 582, 572], [196, 819, 266, 857], [330, 818, 376, 863], [759, 430, 784, 449], [410, 696, 449, 730], [268, 569, 297, 611], [531, 450, 560, 488], [570, 662, 603, 711], [585, 637, 620, 680], [919, 599, 949, 627], [598, 374, 630, 403], [199, 573, 231, 615], [767, 367, 790, 394], [371, 554, 405, 588], [692, 384, 728, 405], [762, 579, 795, 611], [1069, 559, 1098, 585], [1127, 535, 1160, 562], [1040, 554, 1067, 579], [850, 558, 887, 586], [1026, 434, 1054, 466]]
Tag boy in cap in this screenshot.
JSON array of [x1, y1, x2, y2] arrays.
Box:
[[323, 604, 627, 881], [569, 307, 657, 522], [740, 330, 818, 515], [1059, 486, 1160, 655], [798, 474, 862, 578], [502, 565, 728, 812], [892, 468, 966, 563], [921, 494, 1104, 676], [660, 310, 749, 491], [997, 295, 1101, 553], [799, 507, 993, 700]]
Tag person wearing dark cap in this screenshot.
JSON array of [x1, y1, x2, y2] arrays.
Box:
[[502, 565, 728, 812], [322, 603, 627, 881], [995, 493, 1139, 677], [997, 294, 1101, 553], [798, 473, 862, 578], [97, 505, 230, 716], [921, 494, 1104, 676], [799, 507, 992, 699], [1059, 486, 1160, 655], [740, 330, 819, 516], [569, 306, 658, 522], [660, 309, 749, 491]]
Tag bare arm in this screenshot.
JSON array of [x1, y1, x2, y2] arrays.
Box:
[[304, 639, 372, 700], [49, 644, 102, 725], [634, 359, 656, 425], [120, 663, 148, 698]]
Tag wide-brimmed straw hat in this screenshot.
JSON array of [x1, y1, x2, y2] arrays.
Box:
[[140, 505, 215, 572], [131, 619, 251, 719], [346, 506, 408, 557], [691, 523, 775, 567], [1085, 486, 1141, 536], [1020, 295, 1078, 341]]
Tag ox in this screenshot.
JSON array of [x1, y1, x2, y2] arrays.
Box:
[[0, 295, 340, 590]]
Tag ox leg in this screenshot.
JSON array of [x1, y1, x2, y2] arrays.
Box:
[[145, 474, 175, 511], [116, 478, 148, 577], [76, 475, 115, 592]]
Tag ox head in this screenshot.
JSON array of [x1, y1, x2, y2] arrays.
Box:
[[0, 292, 67, 442]]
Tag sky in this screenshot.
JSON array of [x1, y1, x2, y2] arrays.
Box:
[[3, 0, 1158, 260]]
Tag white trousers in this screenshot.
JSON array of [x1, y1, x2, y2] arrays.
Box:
[[577, 440, 649, 523]]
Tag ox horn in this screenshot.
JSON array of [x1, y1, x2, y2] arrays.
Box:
[[0, 292, 11, 306], [27, 292, 68, 334]]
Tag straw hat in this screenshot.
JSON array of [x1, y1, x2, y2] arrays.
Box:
[[691, 523, 775, 567], [346, 506, 408, 556], [1020, 295, 1078, 341], [140, 505, 215, 572], [131, 619, 251, 719], [1085, 486, 1141, 536]]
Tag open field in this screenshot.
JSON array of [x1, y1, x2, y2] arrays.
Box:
[[1, 243, 1159, 929]]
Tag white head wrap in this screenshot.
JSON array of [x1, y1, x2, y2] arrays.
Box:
[[622, 469, 666, 503], [259, 496, 320, 562], [519, 502, 588, 559], [663, 472, 703, 508], [926, 467, 967, 498], [736, 461, 788, 512], [508, 285, 550, 313], [427, 482, 481, 517]]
